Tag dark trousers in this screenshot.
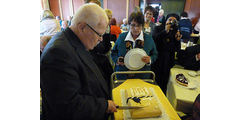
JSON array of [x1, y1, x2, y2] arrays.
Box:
[[152, 51, 175, 94]]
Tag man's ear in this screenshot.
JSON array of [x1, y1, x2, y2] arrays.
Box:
[[77, 23, 86, 32]]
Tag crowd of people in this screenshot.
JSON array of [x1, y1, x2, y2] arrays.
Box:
[[40, 0, 200, 120]]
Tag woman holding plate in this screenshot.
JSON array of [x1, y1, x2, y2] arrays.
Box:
[[111, 12, 158, 80]]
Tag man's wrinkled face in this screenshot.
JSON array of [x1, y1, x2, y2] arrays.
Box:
[[84, 20, 107, 50]]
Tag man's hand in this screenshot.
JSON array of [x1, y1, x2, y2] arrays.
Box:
[[175, 30, 182, 41], [141, 56, 150, 64], [106, 100, 117, 113], [197, 53, 200, 60], [117, 56, 124, 66]]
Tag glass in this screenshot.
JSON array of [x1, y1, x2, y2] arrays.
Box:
[[130, 23, 142, 28], [86, 24, 103, 38]]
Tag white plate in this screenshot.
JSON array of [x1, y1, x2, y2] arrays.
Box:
[[188, 71, 200, 77], [188, 71, 197, 77], [174, 75, 197, 90], [124, 48, 147, 70]]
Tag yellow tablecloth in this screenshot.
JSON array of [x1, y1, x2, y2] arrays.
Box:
[[112, 79, 180, 120], [166, 68, 200, 113]]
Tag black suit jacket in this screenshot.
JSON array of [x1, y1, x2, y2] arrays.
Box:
[[40, 28, 110, 120], [177, 44, 200, 71]]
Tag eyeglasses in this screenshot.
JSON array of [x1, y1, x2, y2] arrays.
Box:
[[130, 23, 142, 28], [86, 24, 103, 38]]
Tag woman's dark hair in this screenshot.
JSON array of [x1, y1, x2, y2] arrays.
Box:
[[144, 6, 155, 14], [110, 18, 117, 25], [128, 12, 144, 26]]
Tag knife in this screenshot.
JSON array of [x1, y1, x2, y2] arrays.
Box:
[[116, 106, 144, 109]]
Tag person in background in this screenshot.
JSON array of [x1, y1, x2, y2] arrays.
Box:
[[40, 10, 60, 37], [84, 0, 101, 6], [193, 19, 200, 44], [40, 35, 51, 56], [156, 9, 166, 26], [177, 44, 200, 71], [166, 13, 180, 21], [110, 18, 121, 39], [61, 20, 68, 31], [120, 18, 130, 32], [134, 6, 141, 13], [55, 16, 62, 27], [179, 11, 193, 42], [152, 16, 182, 94], [111, 12, 158, 80], [104, 9, 112, 34], [153, 6, 159, 23], [143, 6, 156, 36], [67, 16, 72, 26], [40, 4, 117, 120], [194, 19, 200, 34], [90, 9, 113, 55]]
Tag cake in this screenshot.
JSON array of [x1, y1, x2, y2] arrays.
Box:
[[176, 73, 188, 86], [125, 87, 162, 119]]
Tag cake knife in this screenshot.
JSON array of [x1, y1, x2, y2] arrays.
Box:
[[116, 106, 144, 109]]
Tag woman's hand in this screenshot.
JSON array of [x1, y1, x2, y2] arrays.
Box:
[[117, 56, 124, 66], [141, 56, 150, 64]]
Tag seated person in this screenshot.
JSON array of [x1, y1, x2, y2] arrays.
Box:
[[40, 35, 51, 56], [110, 18, 121, 39], [194, 19, 200, 34], [120, 18, 130, 32], [67, 16, 72, 26], [55, 16, 62, 27], [61, 20, 68, 31], [179, 12, 192, 41], [40, 10, 60, 37], [156, 9, 166, 26], [111, 12, 158, 80], [177, 44, 200, 71]]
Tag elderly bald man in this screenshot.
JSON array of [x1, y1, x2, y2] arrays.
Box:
[[40, 3, 117, 120]]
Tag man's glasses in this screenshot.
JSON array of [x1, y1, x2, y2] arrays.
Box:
[[86, 24, 103, 38]]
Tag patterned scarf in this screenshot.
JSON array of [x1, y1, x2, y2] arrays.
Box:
[[125, 39, 144, 53]]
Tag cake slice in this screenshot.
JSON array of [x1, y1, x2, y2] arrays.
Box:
[[125, 87, 162, 119], [176, 73, 188, 86]]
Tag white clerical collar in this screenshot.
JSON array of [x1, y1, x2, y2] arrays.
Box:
[[181, 17, 188, 20], [125, 31, 144, 42]]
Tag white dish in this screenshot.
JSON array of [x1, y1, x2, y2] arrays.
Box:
[[124, 48, 147, 70], [188, 71, 198, 77], [174, 74, 197, 90]]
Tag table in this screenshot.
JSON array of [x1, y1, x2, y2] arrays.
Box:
[[166, 68, 200, 114], [112, 79, 180, 120], [190, 33, 200, 37]]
